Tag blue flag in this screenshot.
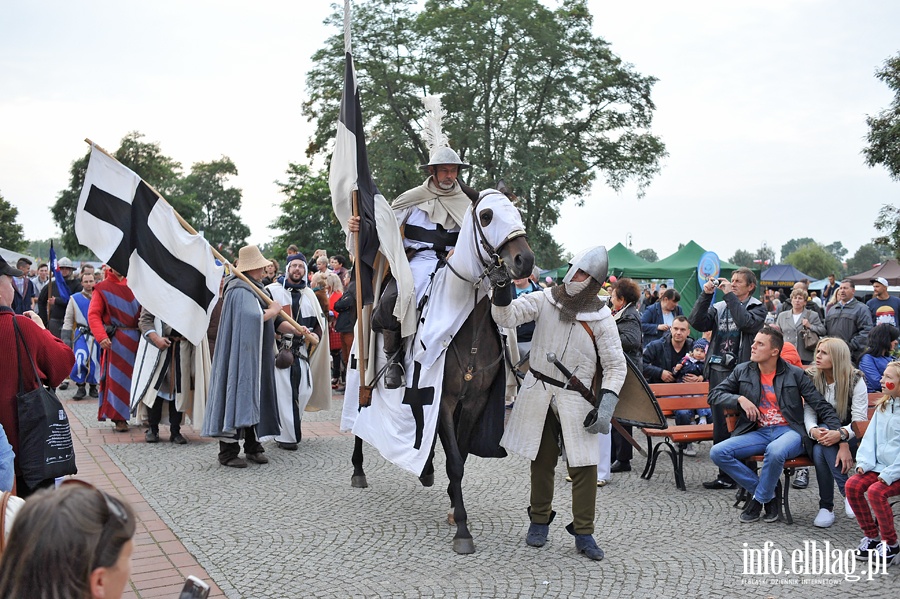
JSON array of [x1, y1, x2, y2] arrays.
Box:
[[49, 242, 70, 303]]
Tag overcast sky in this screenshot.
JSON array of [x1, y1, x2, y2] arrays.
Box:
[[2, 1, 898, 266]]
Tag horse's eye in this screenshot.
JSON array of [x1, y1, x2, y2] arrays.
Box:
[[479, 209, 493, 227]]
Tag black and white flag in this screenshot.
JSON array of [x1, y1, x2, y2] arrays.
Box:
[[75, 145, 223, 345]]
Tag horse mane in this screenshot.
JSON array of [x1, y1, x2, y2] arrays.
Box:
[[457, 180, 480, 203]]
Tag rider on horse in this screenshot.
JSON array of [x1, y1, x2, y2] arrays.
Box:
[[350, 144, 472, 389]]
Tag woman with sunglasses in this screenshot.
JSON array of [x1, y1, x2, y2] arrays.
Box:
[[0, 481, 136, 598]]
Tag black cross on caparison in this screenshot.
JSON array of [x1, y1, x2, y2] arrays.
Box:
[[83, 182, 214, 310], [402, 361, 435, 450]]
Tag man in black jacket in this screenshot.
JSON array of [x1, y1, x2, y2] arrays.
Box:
[[690, 266, 767, 490], [708, 326, 842, 523]]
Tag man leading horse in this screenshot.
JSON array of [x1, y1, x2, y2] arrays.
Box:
[[491, 246, 627, 561]]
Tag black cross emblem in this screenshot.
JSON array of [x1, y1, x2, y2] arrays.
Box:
[[402, 361, 435, 450], [83, 182, 214, 310]]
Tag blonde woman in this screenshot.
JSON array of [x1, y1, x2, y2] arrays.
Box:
[[803, 337, 869, 527]]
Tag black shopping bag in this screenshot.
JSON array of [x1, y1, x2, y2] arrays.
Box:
[[13, 319, 77, 488]]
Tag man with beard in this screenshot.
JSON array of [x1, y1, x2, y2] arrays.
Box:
[[266, 254, 326, 451], [62, 271, 100, 399], [490, 246, 627, 561], [348, 146, 472, 389]]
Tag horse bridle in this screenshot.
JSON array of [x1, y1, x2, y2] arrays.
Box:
[[445, 192, 527, 288]]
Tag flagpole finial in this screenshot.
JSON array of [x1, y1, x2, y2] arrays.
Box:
[[344, 0, 352, 54]]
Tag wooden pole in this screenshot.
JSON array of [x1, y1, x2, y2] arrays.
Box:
[[352, 190, 373, 407], [83, 138, 317, 351]]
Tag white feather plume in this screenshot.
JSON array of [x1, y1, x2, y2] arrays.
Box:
[[420, 95, 449, 155]]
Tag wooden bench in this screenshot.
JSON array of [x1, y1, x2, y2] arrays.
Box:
[[734, 393, 885, 524], [640, 382, 712, 491]]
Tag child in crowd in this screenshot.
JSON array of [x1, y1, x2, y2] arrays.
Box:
[[673, 338, 707, 382], [847, 360, 900, 566]]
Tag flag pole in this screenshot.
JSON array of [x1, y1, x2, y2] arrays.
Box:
[[352, 190, 373, 407], [83, 138, 317, 351]]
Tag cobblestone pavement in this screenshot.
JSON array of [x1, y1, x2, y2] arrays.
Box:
[[64, 391, 896, 598]]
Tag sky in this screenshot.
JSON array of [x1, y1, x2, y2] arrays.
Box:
[[1, 1, 898, 266]]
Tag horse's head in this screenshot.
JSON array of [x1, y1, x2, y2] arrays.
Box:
[[464, 187, 534, 282]]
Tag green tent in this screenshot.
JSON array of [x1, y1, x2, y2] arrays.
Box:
[[543, 243, 650, 281], [613, 241, 752, 314], [607, 242, 652, 275]]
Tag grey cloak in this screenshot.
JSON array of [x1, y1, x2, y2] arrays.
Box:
[[202, 276, 280, 438]]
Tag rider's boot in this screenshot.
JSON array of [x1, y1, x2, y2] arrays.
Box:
[[382, 330, 406, 389]]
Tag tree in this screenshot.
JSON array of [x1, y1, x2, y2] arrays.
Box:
[[303, 0, 666, 267], [729, 249, 755, 268], [780, 237, 815, 262], [845, 242, 885, 275], [179, 157, 249, 262], [755, 243, 775, 266], [51, 132, 195, 255], [783, 243, 842, 280], [0, 190, 27, 252], [823, 241, 848, 262], [270, 163, 345, 260], [636, 248, 658, 262], [873, 203, 900, 260], [863, 52, 900, 181]]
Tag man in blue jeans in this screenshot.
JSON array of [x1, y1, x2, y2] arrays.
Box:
[[708, 326, 842, 523]]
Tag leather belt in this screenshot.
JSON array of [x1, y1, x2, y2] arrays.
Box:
[[531, 368, 569, 390]]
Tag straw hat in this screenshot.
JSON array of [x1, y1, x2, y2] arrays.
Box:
[[236, 245, 270, 273]]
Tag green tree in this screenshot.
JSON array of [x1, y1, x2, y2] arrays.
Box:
[[823, 241, 848, 262], [636, 248, 658, 262], [0, 190, 28, 252], [304, 0, 666, 267], [783, 243, 842, 280], [51, 132, 195, 255], [873, 203, 900, 260], [845, 242, 885, 275], [863, 52, 900, 181], [780, 237, 815, 262], [729, 249, 755, 268], [179, 157, 249, 262], [270, 163, 345, 260]]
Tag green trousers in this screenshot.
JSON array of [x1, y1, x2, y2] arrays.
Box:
[[529, 406, 597, 534]]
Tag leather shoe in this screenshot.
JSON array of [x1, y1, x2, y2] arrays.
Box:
[[245, 452, 269, 464], [170, 433, 188, 445], [145, 430, 159, 443], [114, 421, 129, 433], [610, 460, 631, 473], [703, 478, 737, 490], [221, 457, 248, 468], [58, 381, 69, 391], [73, 385, 87, 400], [89, 385, 99, 398], [277, 442, 299, 451]]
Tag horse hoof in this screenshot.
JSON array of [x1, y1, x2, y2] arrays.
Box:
[[453, 538, 476, 554], [351, 475, 368, 488], [419, 473, 434, 487]]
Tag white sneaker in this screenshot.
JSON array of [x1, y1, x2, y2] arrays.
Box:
[[844, 496, 855, 519], [814, 508, 835, 528], [683, 443, 698, 457]]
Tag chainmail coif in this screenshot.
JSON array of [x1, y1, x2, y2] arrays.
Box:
[[550, 278, 605, 321]]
